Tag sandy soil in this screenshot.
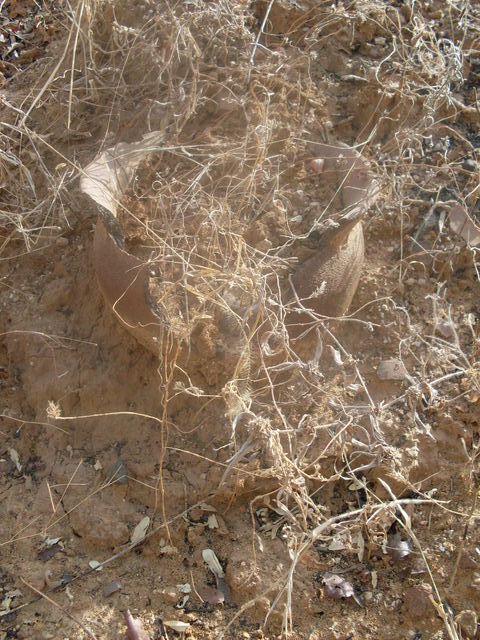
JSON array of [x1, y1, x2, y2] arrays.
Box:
[[1, 1, 480, 639]]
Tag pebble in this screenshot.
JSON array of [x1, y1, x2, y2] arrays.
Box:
[[310, 158, 325, 174], [463, 159, 478, 173], [377, 358, 408, 381], [455, 610, 478, 638], [55, 236, 69, 247], [103, 580, 123, 597], [436, 321, 454, 339]]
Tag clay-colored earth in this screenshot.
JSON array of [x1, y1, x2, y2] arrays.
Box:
[[1, 1, 480, 639]]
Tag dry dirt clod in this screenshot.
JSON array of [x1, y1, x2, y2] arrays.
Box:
[[377, 359, 408, 381], [68, 496, 130, 549], [403, 583, 433, 620], [160, 589, 179, 605]]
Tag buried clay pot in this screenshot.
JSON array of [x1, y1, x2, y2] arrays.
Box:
[[81, 136, 376, 358], [80, 132, 166, 353], [290, 142, 374, 318]]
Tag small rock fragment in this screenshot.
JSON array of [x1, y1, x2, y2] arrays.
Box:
[[130, 516, 150, 545], [377, 358, 408, 381], [435, 321, 454, 339], [37, 542, 63, 562], [176, 583, 191, 595], [310, 158, 325, 174], [462, 159, 478, 173], [449, 204, 480, 247], [322, 573, 355, 601], [410, 557, 427, 575], [387, 531, 411, 560], [103, 580, 123, 597], [213, 513, 229, 536]]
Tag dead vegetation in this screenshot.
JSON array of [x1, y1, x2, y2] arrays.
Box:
[[1, 0, 480, 639]]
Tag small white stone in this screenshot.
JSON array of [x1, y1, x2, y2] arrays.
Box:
[[310, 158, 325, 174]]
